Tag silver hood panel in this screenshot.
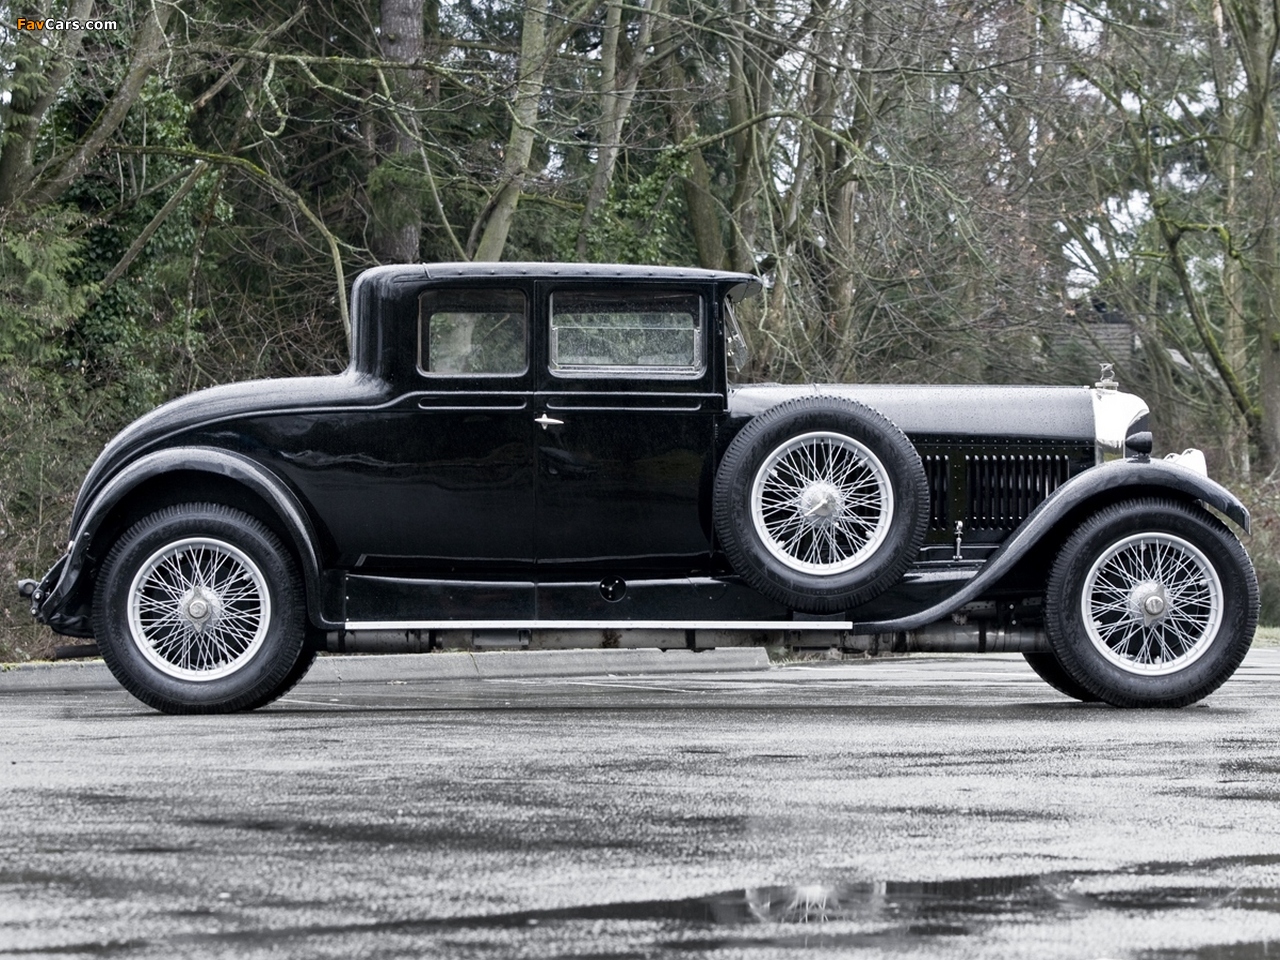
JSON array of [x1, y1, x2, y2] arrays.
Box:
[[729, 383, 1099, 441]]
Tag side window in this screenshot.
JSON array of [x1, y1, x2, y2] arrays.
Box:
[[549, 290, 703, 378], [419, 288, 527, 376]]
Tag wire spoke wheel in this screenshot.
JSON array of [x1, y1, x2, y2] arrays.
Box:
[[1081, 532, 1223, 677], [714, 396, 926, 613], [94, 503, 308, 713], [750, 431, 894, 575], [127, 536, 272, 682], [1044, 499, 1257, 708]]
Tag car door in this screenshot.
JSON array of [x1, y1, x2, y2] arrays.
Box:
[[533, 283, 721, 577], [398, 284, 536, 575], [318, 284, 536, 583]]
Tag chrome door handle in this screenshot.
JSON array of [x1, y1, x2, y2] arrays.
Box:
[[534, 413, 564, 430]]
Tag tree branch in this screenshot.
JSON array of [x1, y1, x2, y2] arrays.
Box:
[[191, 7, 308, 112], [0, 0, 95, 206], [85, 161, 210, 309], [111, 145, 350, 336], [27, 1, 175, 209]]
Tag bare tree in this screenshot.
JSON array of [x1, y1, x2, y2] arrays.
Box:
[[0, 0, 173, 209], [574, 0, 663, 258]]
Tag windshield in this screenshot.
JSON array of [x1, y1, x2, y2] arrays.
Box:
[[724, 299, 749, 374]]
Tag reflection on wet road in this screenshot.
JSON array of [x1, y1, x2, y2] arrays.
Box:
[[5, 651, 1280, 958]]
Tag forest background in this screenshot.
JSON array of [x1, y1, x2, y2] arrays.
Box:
[[3, 0, 1280, 659]]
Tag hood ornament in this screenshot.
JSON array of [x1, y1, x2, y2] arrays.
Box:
[[1095, 362, 1118, 391]]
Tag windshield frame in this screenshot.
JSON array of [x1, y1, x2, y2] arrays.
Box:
[[724, 298, 750, 375]]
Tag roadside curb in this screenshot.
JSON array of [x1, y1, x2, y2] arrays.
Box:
[[0, 647, 770, 692], [0, 659, 120, 692]]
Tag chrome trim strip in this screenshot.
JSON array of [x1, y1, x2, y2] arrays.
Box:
[[344, 619, 854, 631]]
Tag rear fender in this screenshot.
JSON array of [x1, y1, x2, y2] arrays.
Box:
[[36, 447, 337, 635]]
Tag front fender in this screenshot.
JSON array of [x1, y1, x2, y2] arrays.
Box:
[[852, 456, 1250, 633], [35, 447, 336, 635]]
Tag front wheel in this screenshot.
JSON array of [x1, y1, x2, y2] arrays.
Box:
[[1044, 499, 1258, 708], [93, 503, 307, 714], [1021, 651, 1099, 703]]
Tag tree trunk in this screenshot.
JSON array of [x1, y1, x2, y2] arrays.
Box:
[[1252, 127, 1280, 468], [472, 0, 550, 262], [18, 0, 172, 210], [0, 0, 95, 208], [657, 28, 726, 271], [725, 2, 756, 274], [574, 0, 661, 259], [1211, 0, 1250, 476], [372, 0, 425, 263], [1223, 0, 1280, 469]]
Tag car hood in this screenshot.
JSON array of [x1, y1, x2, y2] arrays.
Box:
[[728, 383, 1098, 440], [72, 372, 393, 531]]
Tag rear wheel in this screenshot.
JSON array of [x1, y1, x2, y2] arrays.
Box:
[[1044, 499, 1257, 708], [1021, 651, 1099, 702], [93, 503, 307, 714]]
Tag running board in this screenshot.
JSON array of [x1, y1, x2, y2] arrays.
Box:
[[343, 619, 853, 631]]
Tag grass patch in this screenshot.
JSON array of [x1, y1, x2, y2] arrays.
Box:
[[1253, 626, 1280, 648]]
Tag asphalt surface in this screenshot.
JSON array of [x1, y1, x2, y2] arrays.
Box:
[[5, 650, 1280, 959]]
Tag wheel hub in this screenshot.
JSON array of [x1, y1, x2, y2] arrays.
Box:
[[799, 482, 843, 523], [181, 587, 222, 633], [1129, 581, 1169, 626]]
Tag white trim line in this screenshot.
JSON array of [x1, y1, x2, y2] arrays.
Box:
[[344, 619, 855, 632]]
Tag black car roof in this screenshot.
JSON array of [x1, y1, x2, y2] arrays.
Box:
[[358, 262, 763, 298]]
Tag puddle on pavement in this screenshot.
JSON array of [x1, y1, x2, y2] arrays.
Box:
[[23, 852, 1280, 956], [216, 869, 1280, 950], [397, 857, 1280, 955], [473, 874, 1051, 929], [1145, 944, 1280, 960]]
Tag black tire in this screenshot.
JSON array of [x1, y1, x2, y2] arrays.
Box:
[[713, 396, 928, 613], [1021, 651, 1100, 703], [239, 631, 321, 711], [1044, 498, 1258, 708], [92, 503, 307, 714]]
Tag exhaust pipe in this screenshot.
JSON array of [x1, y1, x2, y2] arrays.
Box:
[[846, 622, 1049, 654], [326, 622, 1050, 655]]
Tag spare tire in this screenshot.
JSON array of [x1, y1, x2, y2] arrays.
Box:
[[713, 396, 928, 613]]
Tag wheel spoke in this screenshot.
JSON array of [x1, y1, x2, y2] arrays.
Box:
[[752, 432, 893, 575], [1082, 531, 1223, 677], [128, 536, 272, 682], [1090, 597, 1132, 616]]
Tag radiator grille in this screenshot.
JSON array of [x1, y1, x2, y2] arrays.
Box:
[[965, 454, 1070, 530], [923, 454, 950, 530]]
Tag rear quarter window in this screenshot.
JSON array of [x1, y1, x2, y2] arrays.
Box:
[[419, 288, 527, 376]]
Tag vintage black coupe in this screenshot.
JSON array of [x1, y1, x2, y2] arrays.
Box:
[[19, 263, 1259, 712]]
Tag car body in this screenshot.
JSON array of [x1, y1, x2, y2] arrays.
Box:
[[19, 263, 1259, 712]]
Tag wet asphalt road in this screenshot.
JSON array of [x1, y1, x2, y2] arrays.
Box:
[[5, 652, 1280, 959]]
